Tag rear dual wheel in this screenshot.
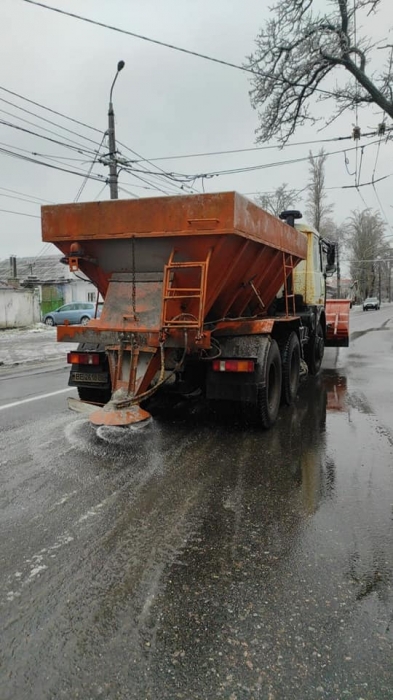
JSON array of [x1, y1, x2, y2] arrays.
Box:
[[280, 332, 301, 406], [305, 322, 324, 375], [257, 339, 282, 429], [244, 334, 301, 428]]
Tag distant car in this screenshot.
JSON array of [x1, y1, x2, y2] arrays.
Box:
[[362, 297, 380, 311], [43, 302, 102, 326]]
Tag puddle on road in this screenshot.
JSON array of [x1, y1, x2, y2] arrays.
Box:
[[322, 370, 348, 414]]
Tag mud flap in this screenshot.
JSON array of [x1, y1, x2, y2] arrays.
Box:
[[67, 397, 101, 415], [325, 299, 350, 347]]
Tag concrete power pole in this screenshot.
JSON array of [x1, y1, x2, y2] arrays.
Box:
[[107, 61, 125, 200]]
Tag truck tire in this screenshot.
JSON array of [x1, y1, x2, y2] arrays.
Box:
[[74, 343, 112, 405], [305, 322, 324, 375], [256, 338, 282, 429], [281, 332, 300, 405]]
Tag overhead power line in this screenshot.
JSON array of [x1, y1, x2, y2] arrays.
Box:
[[0, 96, 103, 148], [0, 145, 106, 182], [0, 89, 188, 194], [127, 128, 393, 164], [0, 192, 41, 206], [0, 86, 197, 196], [2, 81, 387, 172], [0, 185, 52, 203], [341, 172, 391, 189], [0, 84, 102, 135], [0, 207, 40, 218], [121, 167, 179, 196], [19, 0, 276, 75], [0, 108, 99, 153], [119, 138, 384, 182], [118, 140, 200, 194], [74, 130, 107, 202], [0, 141, 88, 162], [0, 140, 99, 177], [21, 0, 338, 99], [0, 118, 97, 156]]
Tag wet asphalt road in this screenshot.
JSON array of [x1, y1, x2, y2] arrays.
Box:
[[0, 307, 392, 700]]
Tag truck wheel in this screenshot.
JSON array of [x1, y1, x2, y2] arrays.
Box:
[[305, 322, 324, 375], [281, 332, 300, 405], [256, 338, 282, 429], [74, 343, 112, 405]]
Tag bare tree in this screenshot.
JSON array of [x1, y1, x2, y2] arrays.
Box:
[[246, 0, 393, 143], [256, 183, 298, 217], [305, 149, 335, 234], [346, 209, 391, 298]]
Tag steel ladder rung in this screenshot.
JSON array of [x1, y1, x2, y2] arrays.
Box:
[[163, 294, 200, 300]]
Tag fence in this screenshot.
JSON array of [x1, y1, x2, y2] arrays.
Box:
[[0, 288, 41, 328]]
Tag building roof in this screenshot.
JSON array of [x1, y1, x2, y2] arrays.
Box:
[[0, 255, 70, 284]]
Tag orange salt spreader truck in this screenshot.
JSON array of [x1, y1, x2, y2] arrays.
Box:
[[41, 192, 350, 429]]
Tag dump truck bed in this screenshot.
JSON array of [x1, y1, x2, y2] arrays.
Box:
[[42, 192, 307, 333]]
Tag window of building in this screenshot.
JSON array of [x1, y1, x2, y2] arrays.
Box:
[[87, 292, 96, 302]]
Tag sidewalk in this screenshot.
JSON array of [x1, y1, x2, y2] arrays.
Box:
[[0, 325, 77, 367]]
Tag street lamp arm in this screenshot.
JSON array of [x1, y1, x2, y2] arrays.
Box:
[[109, 60, 125, 105]]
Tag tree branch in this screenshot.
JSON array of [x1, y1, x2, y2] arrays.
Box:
[[246, 0, 393, 143]]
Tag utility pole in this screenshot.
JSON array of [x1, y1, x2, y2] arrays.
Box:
[[389, 260, 392, 302], [107, 60, 125, 200]]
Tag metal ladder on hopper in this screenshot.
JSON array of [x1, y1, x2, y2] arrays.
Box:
[[283, 252, 296, 316], [161, 248, 212, 335]]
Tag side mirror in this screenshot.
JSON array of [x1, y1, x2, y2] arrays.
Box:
[[325, 266, 336, 278], [327, 244, 335, 267], [324, 241, 337, 276]]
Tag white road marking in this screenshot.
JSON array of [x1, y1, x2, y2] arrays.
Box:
[[0, 387, 75, 411]]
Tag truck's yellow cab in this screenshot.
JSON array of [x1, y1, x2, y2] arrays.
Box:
[[293, 222, 334, 306]]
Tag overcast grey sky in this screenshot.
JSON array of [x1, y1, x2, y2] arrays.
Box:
[[0, 0, 392, 261]]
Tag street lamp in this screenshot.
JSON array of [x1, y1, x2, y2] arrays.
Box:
[[108, 60, 125, 199]]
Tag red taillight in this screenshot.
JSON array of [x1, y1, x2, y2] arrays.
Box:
[[67, 352, 100, 366], [212, 359, 255, 373]]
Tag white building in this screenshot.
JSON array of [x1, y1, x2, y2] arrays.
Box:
[[0, 255, 100, 326]]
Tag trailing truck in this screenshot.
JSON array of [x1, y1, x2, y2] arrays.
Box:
[[40, 192, 350, 428]]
